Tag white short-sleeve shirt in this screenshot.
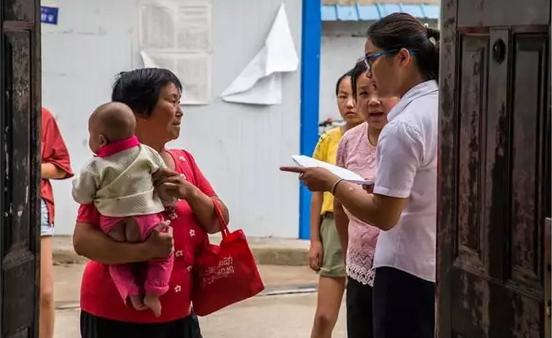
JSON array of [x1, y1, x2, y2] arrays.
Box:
[[373, 80, 438, 282]]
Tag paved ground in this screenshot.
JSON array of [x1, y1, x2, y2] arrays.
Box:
[[53, 263, 347, 338], [53, 235, 310, 266]]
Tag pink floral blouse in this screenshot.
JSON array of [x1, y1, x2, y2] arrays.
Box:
[[336, 123, 379, 286]]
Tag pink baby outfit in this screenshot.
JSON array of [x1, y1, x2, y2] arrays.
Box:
[[336, 123, 379, 286], [95, 136, 172, 301]]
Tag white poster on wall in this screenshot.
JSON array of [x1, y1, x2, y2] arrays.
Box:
[[220, 3, 298, 105], [141, 51, 211, 105], [139, 0, 211, 104]]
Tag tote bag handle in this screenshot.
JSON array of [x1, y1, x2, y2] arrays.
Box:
[[212, 198, 229, 237]]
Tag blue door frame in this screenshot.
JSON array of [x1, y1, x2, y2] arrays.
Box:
[[299, 0, 321, 239]]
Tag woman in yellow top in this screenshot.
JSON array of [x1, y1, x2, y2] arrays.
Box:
[[309, 69, 364, 338]]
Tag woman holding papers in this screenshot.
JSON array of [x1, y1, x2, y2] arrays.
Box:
[[308, 69, 363, 338], [282, 13, 439, 338], [334, 60, 399, 338]]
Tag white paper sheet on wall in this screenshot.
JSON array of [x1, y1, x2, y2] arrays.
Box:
[[139, 1, 176, 50], [141, 50, 211, 105], [177, 5, 211, 51], [220, 3, 298, 105], [139, 0, 211, 104], [139, 0, 211, 51]]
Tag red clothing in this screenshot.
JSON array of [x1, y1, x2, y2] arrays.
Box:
[[41, 107, 73, 224], [96, 135, 172, 301], [107, 213, 173, 300], [97, 135, 140, 158], [78, 149, 216, 323]]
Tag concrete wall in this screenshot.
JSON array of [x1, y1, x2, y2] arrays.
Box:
[[318, 19, 438, 122], [42, 0, 302, 237], [319, 22, 366, 122]]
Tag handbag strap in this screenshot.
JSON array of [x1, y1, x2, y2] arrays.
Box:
[[212, 198, 230, 237]]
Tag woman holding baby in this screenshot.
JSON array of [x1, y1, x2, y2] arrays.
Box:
[[73, 68, 228, 338]]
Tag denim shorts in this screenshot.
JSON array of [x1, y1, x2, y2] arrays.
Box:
[[41, 199, 54, 237]]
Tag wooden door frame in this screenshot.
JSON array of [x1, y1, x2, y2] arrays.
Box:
[[548, 6, 552, 337], [0, 0, 42, 337], [437, 0, 552, 337], [436, 0, 458, 334]]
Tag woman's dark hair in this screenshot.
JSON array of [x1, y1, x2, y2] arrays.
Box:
[[335, 70, 354, 95], [367, 13, 439, 81], [350, 59, 368, 98], [111, 68, 182, 117]]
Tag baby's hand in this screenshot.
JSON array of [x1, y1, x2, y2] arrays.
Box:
[[154, 168, 180, 202], [161, 195, 178, 207], [154, 168, 196, 201]]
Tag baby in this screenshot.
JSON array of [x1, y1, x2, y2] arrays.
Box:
[[72, 102, 173, 317]]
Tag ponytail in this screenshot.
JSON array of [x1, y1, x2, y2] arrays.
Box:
[[367, 13, 440, 81], [424, 26, 440, 81]]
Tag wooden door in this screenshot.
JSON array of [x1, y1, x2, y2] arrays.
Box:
[[0, 0, 41, 337], [438, 0, 551, 337]]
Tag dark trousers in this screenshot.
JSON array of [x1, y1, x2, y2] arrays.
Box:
[[80, 311, 203, 338], [346, 276, 374, 338], [372, 267, 435, 338]]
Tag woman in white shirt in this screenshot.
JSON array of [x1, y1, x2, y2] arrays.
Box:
[[281, 13, 440, 338], [335, 59, 399, 338]]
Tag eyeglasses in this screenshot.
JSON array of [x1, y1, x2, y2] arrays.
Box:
[[363, 49, 416, 72]]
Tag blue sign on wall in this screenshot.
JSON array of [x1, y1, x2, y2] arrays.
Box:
[[41, 6, 59, 25]]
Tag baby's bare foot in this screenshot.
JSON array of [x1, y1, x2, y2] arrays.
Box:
[[144, 293, 162, 318], [129, 295, 147, 311]]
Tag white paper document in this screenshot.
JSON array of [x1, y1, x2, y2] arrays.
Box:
[[138, 0, 212, 104], [220, 3, 298, 105], [291, 155, 373, 186], [140, 51, 211, 105], [139, 0, 211, 51]]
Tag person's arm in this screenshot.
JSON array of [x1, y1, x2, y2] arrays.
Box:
[[281, 122, 420, 231], [280, 166, 407, 231], [333, 198, 349, 254], [310, 192, 323, 242], [308, 191, 324, 271], [154, 168, 229, 234], [333, 183, 406, 230], [185, 187, 228, 234], [308, 132, 330, 270], [71, 166, 98, 205], [41, 109, 73, 179], [73, 221, 173, 264], [333, 133, 349, 252], [41, 163, 68, 179], [336, 121, 420, 229]]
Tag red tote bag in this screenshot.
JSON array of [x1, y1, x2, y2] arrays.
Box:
[[192, 199, 264, 316]]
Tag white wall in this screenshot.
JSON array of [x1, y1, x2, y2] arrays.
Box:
[[318, 20, 437, 122], [42, 0, 302, 238], [319, 23, 366, 123]]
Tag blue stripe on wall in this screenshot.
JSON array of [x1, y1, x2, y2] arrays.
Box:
[[299, 0, 321, 239]]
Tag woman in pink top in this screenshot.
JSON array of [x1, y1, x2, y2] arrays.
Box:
[[334, 60, 399, 338]]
